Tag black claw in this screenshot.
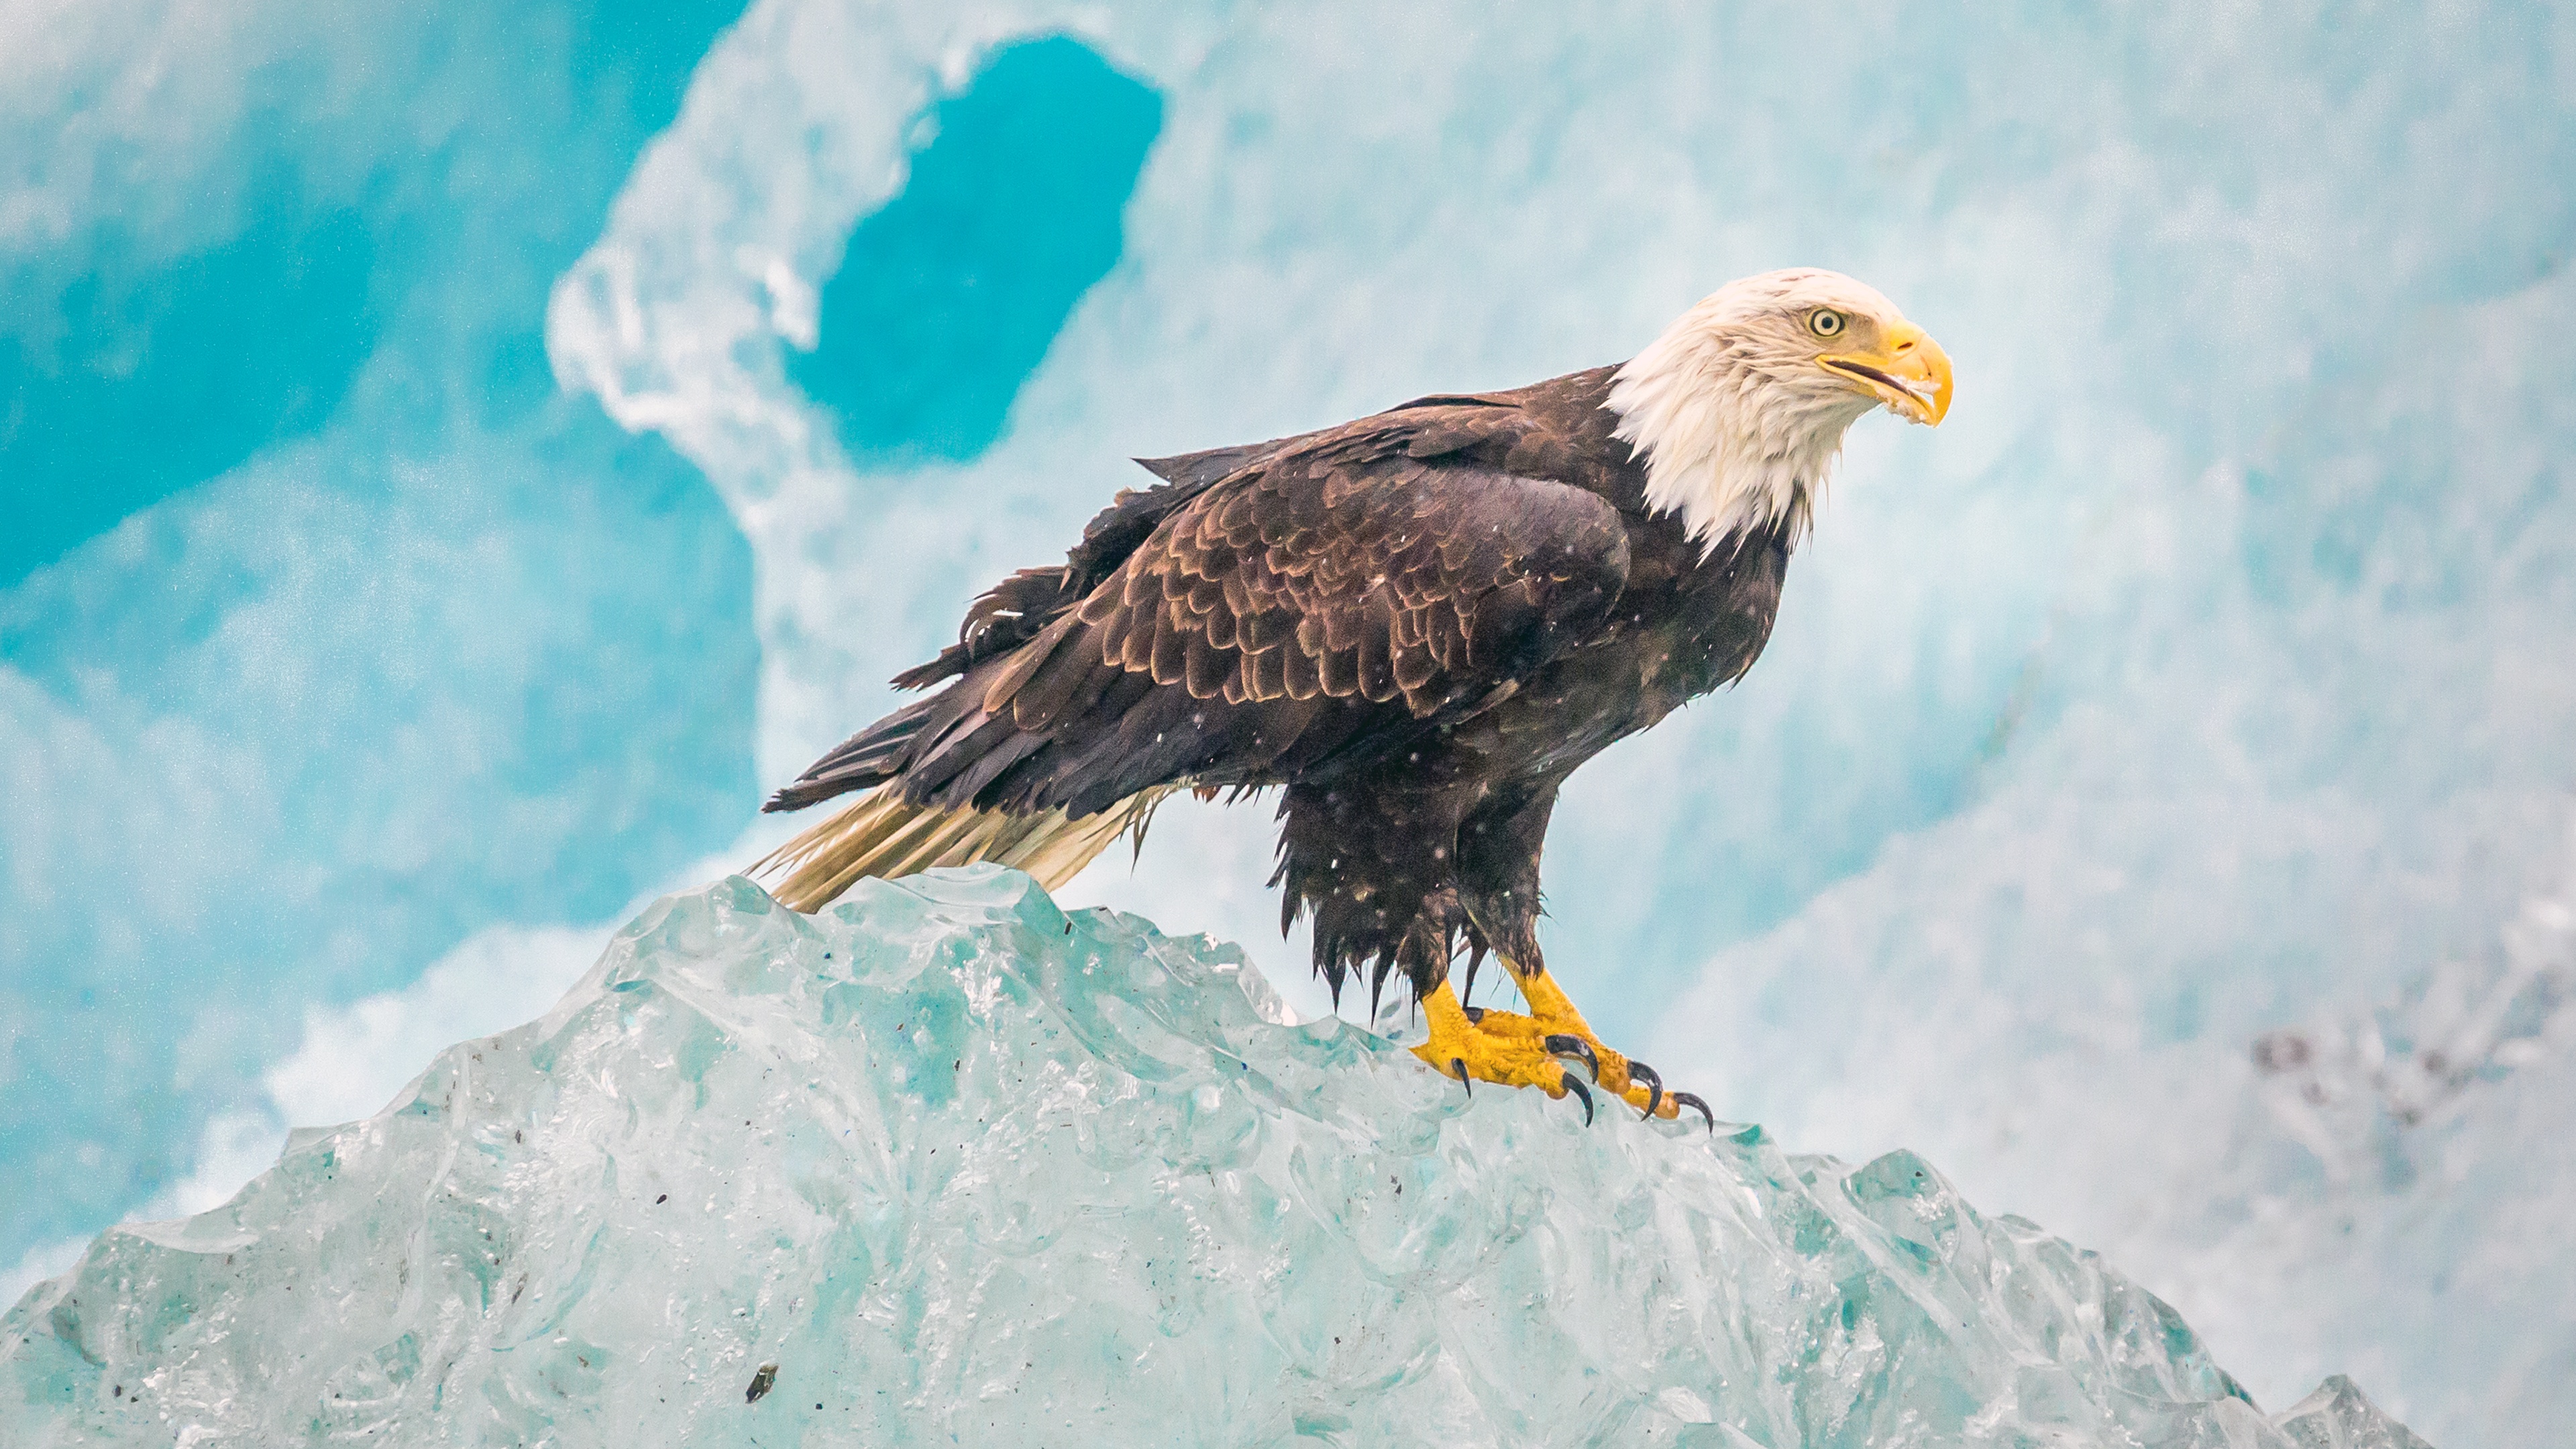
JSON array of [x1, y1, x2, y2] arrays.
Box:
[[1670, 1091, 1715, 1133], [1629, 1059, 1664, 1120], [1462, 1006, 1486, 1024], [1559, 1069, 1595, 1126], [1544, 1033, 1599, 1081], [1452, 1057, 1471, 1097]]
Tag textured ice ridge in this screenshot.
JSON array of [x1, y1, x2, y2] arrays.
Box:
[[1, 868, 2431, 1447]]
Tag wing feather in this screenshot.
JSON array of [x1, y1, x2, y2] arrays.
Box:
[[791, 400, 1631, 821]]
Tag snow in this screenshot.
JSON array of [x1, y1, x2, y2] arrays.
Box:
[[0, 870, 2434, 1446]]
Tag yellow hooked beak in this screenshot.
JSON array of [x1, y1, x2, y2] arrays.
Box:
[[1819, 320, 1953, 426]]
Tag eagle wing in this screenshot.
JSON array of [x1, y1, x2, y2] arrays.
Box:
[[772, 405, 1632, 819]]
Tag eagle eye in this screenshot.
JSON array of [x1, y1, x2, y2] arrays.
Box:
[[1807, 309, 1847, 339]]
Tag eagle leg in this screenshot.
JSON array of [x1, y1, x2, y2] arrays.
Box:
[[1464, 965, 1690, 1123], [1409, 981, 1595, 1109]]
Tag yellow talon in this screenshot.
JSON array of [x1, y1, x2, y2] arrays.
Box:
[[1409, 981, 1581, 1097], [1410, 970, 1682, 1121]]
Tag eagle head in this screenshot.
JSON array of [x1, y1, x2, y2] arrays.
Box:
[[1606, 268, 1953, 551]]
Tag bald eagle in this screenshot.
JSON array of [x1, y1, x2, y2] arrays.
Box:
[[756, 269, 1952, 1124]]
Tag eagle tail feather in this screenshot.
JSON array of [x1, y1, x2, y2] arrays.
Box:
[[751, 785, 1173, 912]]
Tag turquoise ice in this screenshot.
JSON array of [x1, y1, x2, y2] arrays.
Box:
[[0, 870, 2432, 1447], [5, 4, 2575, 1445], [0, 0, 763, 1267]]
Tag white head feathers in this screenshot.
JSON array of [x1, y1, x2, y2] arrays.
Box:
[[1607, 269, 1947, 553]]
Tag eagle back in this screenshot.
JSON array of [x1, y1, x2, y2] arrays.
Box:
[[891, 394, 1566, 692]]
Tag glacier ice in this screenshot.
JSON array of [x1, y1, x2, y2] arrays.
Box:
[[2, 870, 2435, 1447], [0, 0, 761, 1271], [547, 11, 2576, 1434], [7, 3, 2576, 1446], [788, 36, 1164, 466]]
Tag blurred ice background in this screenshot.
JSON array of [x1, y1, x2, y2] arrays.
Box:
[[4, 3, 2571, 1444]]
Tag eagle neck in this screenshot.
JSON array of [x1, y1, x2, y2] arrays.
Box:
[[1604, 335, 1871, 557]]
